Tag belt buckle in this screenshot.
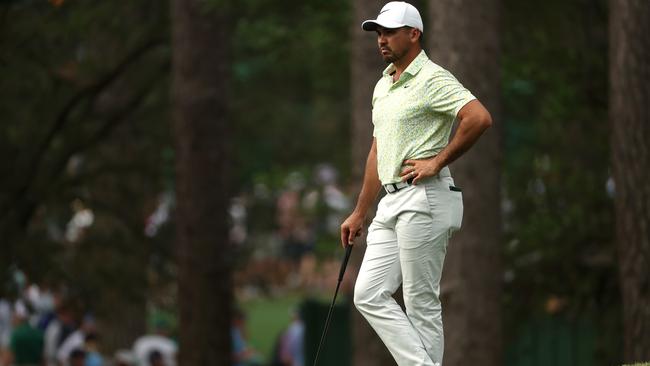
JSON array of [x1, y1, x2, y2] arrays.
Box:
[[386, 183, 400, 194]]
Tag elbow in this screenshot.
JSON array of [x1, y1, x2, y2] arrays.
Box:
[[481, 110, 493, 130]]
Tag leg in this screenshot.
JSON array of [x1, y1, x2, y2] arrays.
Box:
[[354, 218, 437, 366], [396, 184, 452, 365]]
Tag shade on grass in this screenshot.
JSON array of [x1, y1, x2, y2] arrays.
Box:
[[241, 294, 302, 361]]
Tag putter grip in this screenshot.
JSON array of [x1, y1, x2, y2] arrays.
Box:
[[338, 245, 353, 281]]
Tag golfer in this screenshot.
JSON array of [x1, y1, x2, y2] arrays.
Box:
[[340, 2, 492, 365]]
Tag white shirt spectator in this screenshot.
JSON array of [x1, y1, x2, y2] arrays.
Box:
[[133, 334, 177, 366], [57, 330, 84, 366], [0, 299, 12, 348], [43, 319, 62, 366]]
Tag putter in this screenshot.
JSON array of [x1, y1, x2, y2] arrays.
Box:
[[312, 244, 353, 366]]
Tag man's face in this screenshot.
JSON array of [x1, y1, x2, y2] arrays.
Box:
[[376, 26, 418, 63]]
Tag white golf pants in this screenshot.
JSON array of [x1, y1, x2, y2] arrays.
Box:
[[354, 167, 463, 366]]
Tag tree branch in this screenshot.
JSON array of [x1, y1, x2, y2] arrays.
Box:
[[0, 56, 168, 250], [0, 38, 165, 217], [26, 38, 165, 185]]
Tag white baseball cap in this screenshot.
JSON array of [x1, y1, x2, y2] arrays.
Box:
[[362, 2, 423, 32]]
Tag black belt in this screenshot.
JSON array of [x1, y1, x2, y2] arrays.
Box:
[[383, 177, 414, 194]]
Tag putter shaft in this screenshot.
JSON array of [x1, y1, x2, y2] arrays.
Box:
[[312, 245, 353, 366]]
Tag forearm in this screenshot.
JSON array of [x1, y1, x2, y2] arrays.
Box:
[[352, 139, 382, 218]]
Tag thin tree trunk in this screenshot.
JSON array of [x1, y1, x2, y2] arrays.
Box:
[[427, 1, 502, 366], [98, 299, 146, 354], [610, 0, 650, 361], [350, 0, 396, 365], [171, 0, 232, 364]]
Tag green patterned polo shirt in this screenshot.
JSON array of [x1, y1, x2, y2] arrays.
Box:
[[372, 50, 476, 184]]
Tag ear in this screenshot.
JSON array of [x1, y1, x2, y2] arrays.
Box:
[[410, 28, 421, 43]]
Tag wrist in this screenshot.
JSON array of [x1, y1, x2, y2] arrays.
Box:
[[351, 208, 368, 219], [431, 155, 444, 171]]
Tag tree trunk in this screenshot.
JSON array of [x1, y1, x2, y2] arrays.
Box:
[[350, 1, 397, 365], [98, 299, 146, 354], [610, 0, 650, 361], [171, 0, 232, 364], [427, 1, 502, 366]]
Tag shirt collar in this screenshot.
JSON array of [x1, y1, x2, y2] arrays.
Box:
[[382, 49, 428, 77]]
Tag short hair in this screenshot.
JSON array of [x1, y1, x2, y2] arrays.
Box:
[[84, 332, 99, 343], [403, 26, 424, 44], [70, 348, 86, 360], [148, 350, 163, 364]]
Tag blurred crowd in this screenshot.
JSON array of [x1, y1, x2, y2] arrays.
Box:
[[0, 274, 178, 366], [0, 166, 351, 366], [234, 165, 355, 300], [1, 269, 314, 366]]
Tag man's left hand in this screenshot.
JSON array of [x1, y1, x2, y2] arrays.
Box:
[[400, 156, 442, 185]]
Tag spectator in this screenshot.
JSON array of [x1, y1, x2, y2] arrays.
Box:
[[57, 314, 96, 366], [0, 297, 12, 364], [6, 301, 44, 365], [268, 332, 285, 366], [44, 300, 78, 366], [147, 350, 164, 366], [232, 308, 262, 366], [69, 348, 86, 366], [23, 280, 54, 328], [279, 308, 304, 366], [31, 283, 56, 332], [132, 322, 177, 366], [83, 333, 103, 366]]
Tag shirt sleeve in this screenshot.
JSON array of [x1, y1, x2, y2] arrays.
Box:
[[426, 69, 476, 119], [371, 78, 385, 137]]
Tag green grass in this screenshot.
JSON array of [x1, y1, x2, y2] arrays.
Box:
[[241, 294, 302, 361]]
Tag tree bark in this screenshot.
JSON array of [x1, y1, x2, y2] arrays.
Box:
[[610, 0, 650, 361], [427, 1, 502, 366], [98, 299, 146, 354], [350, 1, 397, 365], [171, 0, 232, 364]]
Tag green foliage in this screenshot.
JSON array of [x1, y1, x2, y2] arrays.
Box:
[[230, 0, 352, 189], [0, 0, 172, 314], [501, 0, 619, 363]]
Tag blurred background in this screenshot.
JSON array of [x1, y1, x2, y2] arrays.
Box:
[[1, 0, 648, 366]]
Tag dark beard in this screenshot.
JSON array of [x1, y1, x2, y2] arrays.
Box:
[[381, 48, 405, 64], [383, 54, 397, 63]]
